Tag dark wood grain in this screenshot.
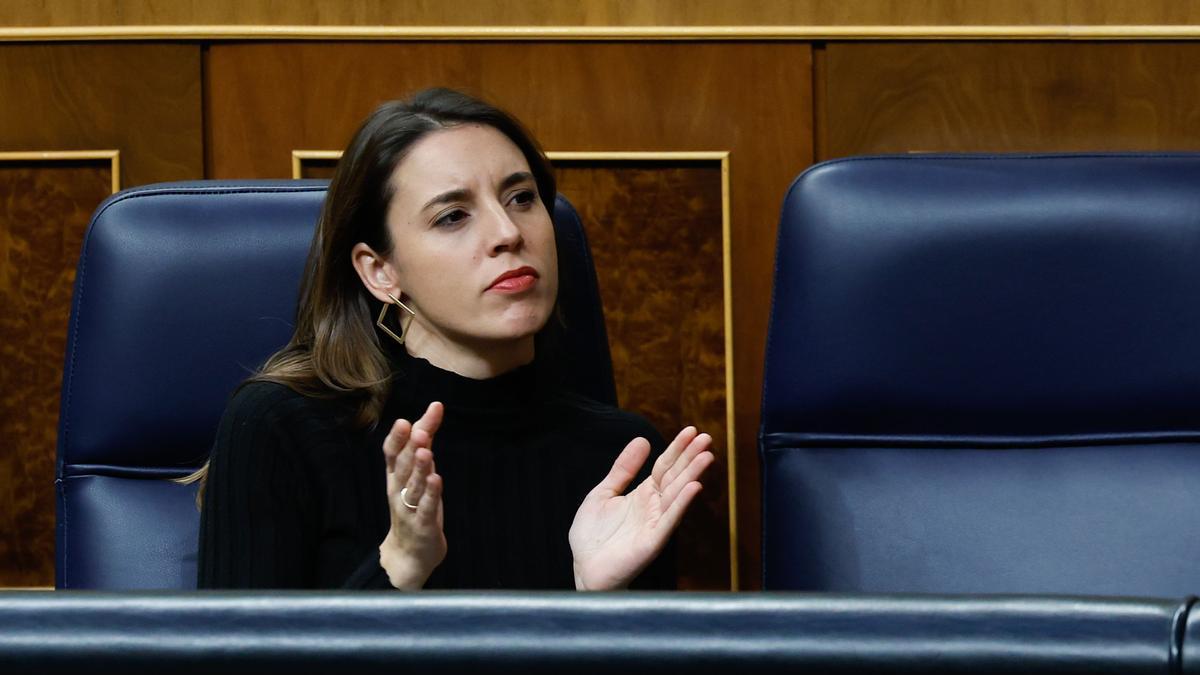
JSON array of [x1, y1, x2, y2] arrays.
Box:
[[0, 161, 111, 587], [10, 0, 1200, 27], [208, 41, 814, 588], [0, 43, 202, 187], [823, 41, 1200, 159]]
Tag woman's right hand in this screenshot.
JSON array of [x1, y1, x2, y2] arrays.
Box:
[[379, 401, 447, 590]]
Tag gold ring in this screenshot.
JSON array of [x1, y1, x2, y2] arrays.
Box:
[[399, 487, 419, 511]]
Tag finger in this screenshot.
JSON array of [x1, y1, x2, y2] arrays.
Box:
[[417, 473, 443, 524], [407, 427, 432, 453], [395, 427, 433, 494], [412, 401, 445, 446], [383, 421, 413, 499], [651, 426, 698, 484], [662, 450, 715, 509], [391, 421, 418, 485], [662, 433, 712, 487], [657, 481, 703, 536], [383, 419, 411, 472], [403, 447, 433, 506], [596, 437, 651, 496]]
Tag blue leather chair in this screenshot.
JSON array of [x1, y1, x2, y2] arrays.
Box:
[[55, 180, 615, 590], [762, 153, 1200, 595]]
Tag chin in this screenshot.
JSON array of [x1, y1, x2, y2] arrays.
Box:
[[489, 309, 552, 340], [499, 319, 548, 340]]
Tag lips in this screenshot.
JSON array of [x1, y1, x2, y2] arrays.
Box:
[[487, 266, 539, 293]]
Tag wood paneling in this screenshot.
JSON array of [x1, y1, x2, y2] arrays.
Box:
[[822, 42, 1200, 159], [7, 0, 1200, 28], [0, 160, 111, 587], [0, 43, 201, 587], [556, 160, 728, 590], [0, 43, 203, 187], [209, 41, 813, 589]]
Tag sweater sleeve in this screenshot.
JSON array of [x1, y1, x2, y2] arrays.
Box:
[[198, 384, 315, 588], [198, 383, 394, 589]]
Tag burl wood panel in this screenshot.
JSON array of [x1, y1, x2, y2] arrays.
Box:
[[822, 42, 1200, 159], [556, 161, 728, 590], [0, 43, 202, 188], [208, 41, 814, 589], [0, 162, 110, 587]]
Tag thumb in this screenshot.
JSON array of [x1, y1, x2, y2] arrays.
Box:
[[594, 437, 651, 497]]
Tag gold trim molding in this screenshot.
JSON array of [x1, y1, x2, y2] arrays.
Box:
[[291, 150, 340, 179], [0, 150, 121, 193], [6, 24, 1200, 42], [293, 148, 740, 590]]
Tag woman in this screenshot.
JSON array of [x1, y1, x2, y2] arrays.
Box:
[[196, 88, 714, 590]]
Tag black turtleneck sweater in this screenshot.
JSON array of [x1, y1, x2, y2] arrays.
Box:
[[197, 348, 674, 590]]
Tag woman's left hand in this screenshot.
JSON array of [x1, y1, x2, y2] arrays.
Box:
[[569, 426, 714, 591]]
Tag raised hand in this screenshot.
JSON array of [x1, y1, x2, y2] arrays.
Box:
[[378, 401, 447, 590], [569, 426, 715, 591]]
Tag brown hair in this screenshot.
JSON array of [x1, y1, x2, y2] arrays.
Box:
[[183, 88, 557, 496]]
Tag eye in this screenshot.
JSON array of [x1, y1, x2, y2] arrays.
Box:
[[509, 189, 537, 208], [433, 208, 469, 229]]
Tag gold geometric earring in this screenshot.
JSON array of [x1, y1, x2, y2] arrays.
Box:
[[376, 291, 417, 345]]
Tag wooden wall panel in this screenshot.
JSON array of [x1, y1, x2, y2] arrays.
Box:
[[0, 43, 202, 187], [556, 160, 728, 590], [209, 41, 814, 589], [0, 161, 111, 587], [0, 43, 202, 587], [8, 0, 1200, 28], [822, 42, 1200, 159]]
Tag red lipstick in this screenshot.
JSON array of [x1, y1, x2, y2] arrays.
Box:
[[487, 266, 539, 293]]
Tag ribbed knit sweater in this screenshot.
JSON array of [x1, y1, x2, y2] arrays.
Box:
[[197, 347, 674, 590]]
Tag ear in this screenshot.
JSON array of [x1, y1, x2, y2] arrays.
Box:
[[350, 242, 401, 304]]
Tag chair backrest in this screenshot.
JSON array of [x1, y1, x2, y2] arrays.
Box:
[[56, 180, 615, 589], [761, 153, 1200, 595]]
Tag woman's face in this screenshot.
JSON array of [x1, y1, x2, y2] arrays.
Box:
[[377, 123, 558, 348]]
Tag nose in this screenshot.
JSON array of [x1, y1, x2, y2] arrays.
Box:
[[486, 202, 524, 255]]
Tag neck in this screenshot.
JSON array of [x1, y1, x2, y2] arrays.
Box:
[[402, 323, 535, 379]]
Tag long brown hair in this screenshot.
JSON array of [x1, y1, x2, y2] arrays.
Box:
[[183, 88, 557, 495]]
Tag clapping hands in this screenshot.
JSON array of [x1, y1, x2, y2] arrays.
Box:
[[378, 404, 715, 592], [568, 426, 715, 590]]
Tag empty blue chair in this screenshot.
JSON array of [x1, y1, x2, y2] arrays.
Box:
[[762, 154, 1200, 595]]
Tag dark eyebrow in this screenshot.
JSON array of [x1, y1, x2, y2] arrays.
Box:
[[420, 172, 534, 213], [422, 188, 471, 213], [499, 171, 535, 193]]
